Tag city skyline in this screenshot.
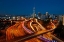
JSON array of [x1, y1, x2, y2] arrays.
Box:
[[0, 0, 64, 15]]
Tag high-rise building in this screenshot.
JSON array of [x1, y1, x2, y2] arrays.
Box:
[[45, 12, 50, 19], [62, 15, 64, 25], [38, 12, 41, 19], [46, 12, 48, 16], [58, 15, 63, 21], [32, 7, 36, 18]]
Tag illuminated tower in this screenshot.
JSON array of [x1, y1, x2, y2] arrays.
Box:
[[46, 12, 48, 16], [45, 12, 50, 18], [33, 7, 36, 18]]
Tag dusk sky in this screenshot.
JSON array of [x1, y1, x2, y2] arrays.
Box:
[[0, 0, 64, 15]]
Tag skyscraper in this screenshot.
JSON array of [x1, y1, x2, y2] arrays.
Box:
[[62, 15, 64, 25], [32, 7, 36, 18], [38, 12, 42, 19], [45, 12, 50, 19], [46, 12, 48, 16]]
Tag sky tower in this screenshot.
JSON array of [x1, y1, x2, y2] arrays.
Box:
[[33, 7, 35, 14], [33, 7, 36, 18]]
